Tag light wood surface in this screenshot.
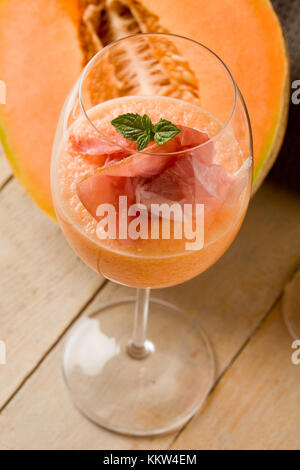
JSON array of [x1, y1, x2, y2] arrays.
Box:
[[172, 301, 300, 450], [0, 179, 103, 408], [0, 160, 299, 449]]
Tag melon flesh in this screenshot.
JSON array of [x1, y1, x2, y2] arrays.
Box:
[[0, 0, 289, 219], [0, 0, 82, 218]]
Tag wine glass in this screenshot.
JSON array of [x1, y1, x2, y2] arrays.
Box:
[[51, 33, 253, 435]]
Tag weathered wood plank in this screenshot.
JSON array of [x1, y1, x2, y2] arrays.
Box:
[[172, 301, 300, 450], [0, 182, 300, 449], [0, 180, 103, 407], [0, 147, 12, 188], [152, 182, 300, 375], [0, 282, 173, 450]]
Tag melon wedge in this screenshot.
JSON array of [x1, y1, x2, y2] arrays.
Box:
[[0, 0, 289, 219]]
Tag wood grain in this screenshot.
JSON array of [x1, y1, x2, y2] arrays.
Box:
[[0, 282, 173, 450], [0, 179, 103, 408], [152, 182, 300, 375], [172, 300, 300, 450], [0, 182, 300, 449]]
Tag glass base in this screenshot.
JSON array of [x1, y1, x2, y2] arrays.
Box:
[[62, 297, 215, 436]]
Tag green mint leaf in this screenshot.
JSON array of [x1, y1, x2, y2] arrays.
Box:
[[111, 113, 146, 141], [142, 114, 154, 138], [136, 133, 151, 151], [154, 119, 180, 146], [111, 113, 180, 150]]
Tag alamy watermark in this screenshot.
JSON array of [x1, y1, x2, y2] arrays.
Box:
[[0, 81, 7, 366], [0, 340, 6, 365], [0, 80, 6, 104], [291, 340, 300, 365], [95, 196, 204, 251], [292, 80, 300, 105]]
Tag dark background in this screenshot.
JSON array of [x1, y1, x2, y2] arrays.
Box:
[[268, 0, 300, 193]]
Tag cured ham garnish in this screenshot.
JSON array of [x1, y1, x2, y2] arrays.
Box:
[[73, 125, 249, 222]]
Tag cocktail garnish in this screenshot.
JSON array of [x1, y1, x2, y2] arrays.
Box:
[[111, 113, 180, 151]]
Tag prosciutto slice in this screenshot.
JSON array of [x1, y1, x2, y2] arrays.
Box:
[[73, 125, 249, 222]]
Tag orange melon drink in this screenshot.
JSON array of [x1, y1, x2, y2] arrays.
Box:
[[52, 95, 252, 288], [50, 34, 254, 437]]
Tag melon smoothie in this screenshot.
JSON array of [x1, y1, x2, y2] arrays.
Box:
[[51, 34, 253, 436], [52, 95, 251, 288]]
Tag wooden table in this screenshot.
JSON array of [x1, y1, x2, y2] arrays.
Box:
[[0, 148, 299, 450]]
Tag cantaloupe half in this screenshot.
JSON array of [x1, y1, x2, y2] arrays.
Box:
[[0, 0, 289, 219]]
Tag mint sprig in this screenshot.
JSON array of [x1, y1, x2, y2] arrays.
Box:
[[111, 113, 180, 151]]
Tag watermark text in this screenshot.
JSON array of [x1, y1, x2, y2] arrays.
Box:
[[291, 340, 300, 365], [0, 80, 6, 104], [292, 80, 300, 105], [95, 196, 204, 251], [0, 340, 6, 365]]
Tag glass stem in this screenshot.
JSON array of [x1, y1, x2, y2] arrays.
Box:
[[127, 288, 154, 359]]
